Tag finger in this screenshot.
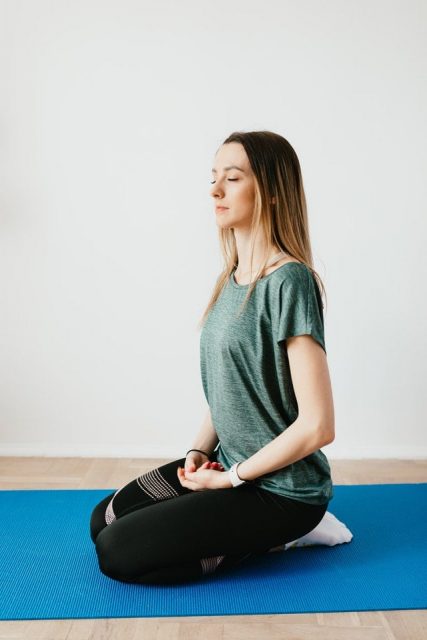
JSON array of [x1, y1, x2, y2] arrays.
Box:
[[178, 467, 200, 491], [177, 467, 188, 484], [183, 468, 201, 482]]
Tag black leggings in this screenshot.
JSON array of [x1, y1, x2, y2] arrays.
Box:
[[89, 449, 328, 585]]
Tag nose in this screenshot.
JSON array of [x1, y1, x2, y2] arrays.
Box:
[[210, 182, 224, 199]]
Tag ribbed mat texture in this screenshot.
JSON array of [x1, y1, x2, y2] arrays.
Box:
[[1, 483, 426, 620]]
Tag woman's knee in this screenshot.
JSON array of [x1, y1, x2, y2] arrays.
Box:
[[94, 522, 149, 583], [89, 492, 115, 543], [94, 525, 204, 585], [95, 526, 122, 581]]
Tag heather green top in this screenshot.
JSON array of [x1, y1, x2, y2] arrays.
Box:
[[200, 262, 333, 505]]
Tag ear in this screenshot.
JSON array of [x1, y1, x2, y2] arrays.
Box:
[[270, 196, 276, 205]]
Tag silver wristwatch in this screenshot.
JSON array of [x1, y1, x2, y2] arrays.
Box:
[[228, 462, 246, 487]]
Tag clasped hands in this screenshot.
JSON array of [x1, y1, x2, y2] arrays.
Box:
[[177, 459, 233, 491]]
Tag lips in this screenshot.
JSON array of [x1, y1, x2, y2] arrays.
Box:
[[216, 206, 229, 212]]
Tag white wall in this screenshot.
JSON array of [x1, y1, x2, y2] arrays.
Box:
[[0, 0, 426, 459]]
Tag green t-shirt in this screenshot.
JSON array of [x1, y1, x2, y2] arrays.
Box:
[[200, 261, 333, 505]]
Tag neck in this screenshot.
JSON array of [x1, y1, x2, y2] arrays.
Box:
[[233, 232, 284, 276]]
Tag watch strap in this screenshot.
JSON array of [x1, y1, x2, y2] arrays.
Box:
[[228, 462, 246, 487]]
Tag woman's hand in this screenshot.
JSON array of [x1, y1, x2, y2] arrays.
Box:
[[178, 460, 232, 491], [184, 451, 225, 474]]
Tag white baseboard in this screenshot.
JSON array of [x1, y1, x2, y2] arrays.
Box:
[[0, 442, 426, 459]]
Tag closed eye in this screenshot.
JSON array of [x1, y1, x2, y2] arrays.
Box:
[[210, 179, 239, 184]]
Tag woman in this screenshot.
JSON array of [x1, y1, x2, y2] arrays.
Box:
[[90, 130, 335, 585]]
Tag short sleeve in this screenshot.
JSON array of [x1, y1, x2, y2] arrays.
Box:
[[274, 266, 326, 354]]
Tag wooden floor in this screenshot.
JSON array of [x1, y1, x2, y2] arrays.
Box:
[[0, 457, 426, 640]]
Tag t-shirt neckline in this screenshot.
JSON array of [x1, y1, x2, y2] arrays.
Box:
[[230, 261, 304, 289]]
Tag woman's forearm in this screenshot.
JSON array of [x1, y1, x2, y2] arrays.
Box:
[[237, 417, 333, 482], [189, 408, 219, 456]]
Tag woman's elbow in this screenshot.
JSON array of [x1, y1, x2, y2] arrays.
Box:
[[319, 423, 335, 445]]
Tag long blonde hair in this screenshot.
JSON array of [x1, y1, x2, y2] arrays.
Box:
[[197, 130, 327, 329]]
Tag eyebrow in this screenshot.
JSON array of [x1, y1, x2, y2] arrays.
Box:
[[211, 165, 246, 174]]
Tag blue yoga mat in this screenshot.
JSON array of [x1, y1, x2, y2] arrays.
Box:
[[1, 483, 426, 620]]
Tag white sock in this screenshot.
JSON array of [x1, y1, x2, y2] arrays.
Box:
[[268, 511, 353, 552]]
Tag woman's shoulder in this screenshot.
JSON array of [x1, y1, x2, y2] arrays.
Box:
[[266, 259, 312, 283], [264, 258, 303, 276], [268, 260, 320, 301]]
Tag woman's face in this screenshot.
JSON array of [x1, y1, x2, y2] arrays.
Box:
[[210, 143, 256, 230]]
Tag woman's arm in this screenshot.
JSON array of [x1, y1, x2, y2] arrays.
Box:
[[188, 407, 219, 457], [178, 335, 334, 492], [237, 334, 335, 482]]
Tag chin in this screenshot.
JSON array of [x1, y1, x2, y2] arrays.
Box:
[[216, 217, 232, 228]]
